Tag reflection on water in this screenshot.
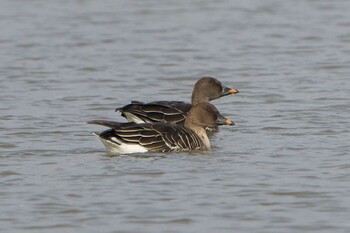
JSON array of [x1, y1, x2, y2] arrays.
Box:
[[1, 0, 350, 232]]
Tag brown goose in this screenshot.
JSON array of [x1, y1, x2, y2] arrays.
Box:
[[88, 102, 234, 154], [115, 77, 238, 127]]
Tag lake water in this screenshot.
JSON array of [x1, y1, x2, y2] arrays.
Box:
[[1, 0, 350, 232]]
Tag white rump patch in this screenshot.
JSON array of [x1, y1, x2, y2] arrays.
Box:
[[94, 134, 148, 154]]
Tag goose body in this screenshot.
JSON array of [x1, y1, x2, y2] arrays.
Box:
[[90, 121, 205, 154], [89, 103, 233, 154]]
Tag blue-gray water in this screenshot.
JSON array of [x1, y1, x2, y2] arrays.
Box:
[[1, 0, 350, 232]]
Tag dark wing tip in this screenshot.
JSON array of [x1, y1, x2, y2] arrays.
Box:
[[87, 120, 100, 125], [87, 120, 122, 129], [115, 100, 144, 113]]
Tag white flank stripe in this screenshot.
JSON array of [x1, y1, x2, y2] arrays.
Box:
[[95, 134, 148, 154]]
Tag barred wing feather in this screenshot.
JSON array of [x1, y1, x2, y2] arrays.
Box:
[[117, 101, 192, 125], [89, 120, 204, 153]]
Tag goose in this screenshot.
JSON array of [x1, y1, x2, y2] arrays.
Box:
[[88, 102, 234, 154], [115, 77, 238, 130]]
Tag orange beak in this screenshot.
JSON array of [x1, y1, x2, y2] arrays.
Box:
[[226, 119, 234, 125], [228, 89, 239, 94]]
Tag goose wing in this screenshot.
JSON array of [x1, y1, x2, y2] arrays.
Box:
[[88, 120, 170, 152], [148, 124, 204, 152], [116, 101, 192, 125]]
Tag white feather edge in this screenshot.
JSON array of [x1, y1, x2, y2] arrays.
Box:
[[123, 112, 149, 123], [93, 133, 148, 154]]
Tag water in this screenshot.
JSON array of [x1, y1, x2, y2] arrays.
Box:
[[1, 0, 350, 232]]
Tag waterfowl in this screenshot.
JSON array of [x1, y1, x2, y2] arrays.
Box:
[[88, 102, 234, 154], [115, 77, 238, 127]]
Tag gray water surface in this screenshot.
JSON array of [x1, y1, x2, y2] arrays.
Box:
[[1, 0, 350, 232]]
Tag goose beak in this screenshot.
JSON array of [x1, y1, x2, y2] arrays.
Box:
[[216, 115, 235, 126], [225, 118, 234, 125], [221, 86, 239, 96]]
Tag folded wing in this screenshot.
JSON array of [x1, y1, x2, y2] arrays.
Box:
[[116, 101, 192, 125]]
